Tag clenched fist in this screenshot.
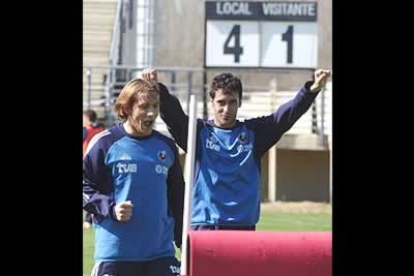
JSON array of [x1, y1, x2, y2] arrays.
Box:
[[310, 69, 331, 92], [141, 68, 159, 89], [115, 200, 134, 222]]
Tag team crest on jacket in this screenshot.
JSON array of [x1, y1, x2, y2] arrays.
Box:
[[158, 150, 167, 162], [238, 132, 248, 144]]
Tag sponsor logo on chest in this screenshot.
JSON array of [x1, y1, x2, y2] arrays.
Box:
[[116, 150, 169, 175], [116, 163, 137, 173], [205, 132, 253, 153], [206, 135, 221, 152]]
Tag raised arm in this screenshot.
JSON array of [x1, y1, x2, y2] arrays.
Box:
[[249, 69, 331, 156], [141, 68, 190, 151]]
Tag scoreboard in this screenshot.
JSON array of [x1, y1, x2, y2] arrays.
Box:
[[205, 1, 318, 68]]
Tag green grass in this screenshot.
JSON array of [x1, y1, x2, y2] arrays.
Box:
[[257, 211, 331, 231], [83, 225, 95, 276], [83, 208, 331, 276]]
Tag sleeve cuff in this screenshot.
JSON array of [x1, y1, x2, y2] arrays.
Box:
[[304, 81, 314, 91], [304, 81, 321, 93], [109, 203, 117, 221]]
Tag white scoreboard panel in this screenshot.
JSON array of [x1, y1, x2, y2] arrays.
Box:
[[206, 21, 260, 67], [205, 1, 318, 69]]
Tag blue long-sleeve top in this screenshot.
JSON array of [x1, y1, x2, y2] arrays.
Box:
[[159, 81, 319, 227], [83, 124, 185, 261]]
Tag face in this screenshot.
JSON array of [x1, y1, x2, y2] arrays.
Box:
[[126, 90, 159, 136], [83, 114, 90, 127], [211, 89, 240, 128]]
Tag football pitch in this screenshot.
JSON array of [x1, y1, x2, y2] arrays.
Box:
[[83, 203, 331, 276]]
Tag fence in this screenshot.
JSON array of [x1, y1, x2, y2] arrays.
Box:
[[83, 66, 332, 148]]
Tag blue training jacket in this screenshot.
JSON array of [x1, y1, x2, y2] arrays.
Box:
[[159, 81, 319, 227], [83, 124, 184, 261]]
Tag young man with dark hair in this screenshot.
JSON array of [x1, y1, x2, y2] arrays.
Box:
[[142, 68, 330, 231]]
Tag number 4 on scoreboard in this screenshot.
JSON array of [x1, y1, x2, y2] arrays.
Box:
[[223, 25, 244, 63]]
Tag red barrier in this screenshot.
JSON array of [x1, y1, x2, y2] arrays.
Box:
[[187, 231, 331, 276]]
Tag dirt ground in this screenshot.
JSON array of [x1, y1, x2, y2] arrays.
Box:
[[261, 201, 332, 214]]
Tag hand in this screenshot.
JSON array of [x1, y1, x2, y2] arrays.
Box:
[[310, 69, 331, 92], [83, 221, 91, 229], [141, 68, 158, 88], [115, 200, 133, 222]]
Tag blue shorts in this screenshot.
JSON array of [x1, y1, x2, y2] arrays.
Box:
[[90, 257, 180, 276]]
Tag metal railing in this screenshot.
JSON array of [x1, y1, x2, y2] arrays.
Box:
[[105, 0, 124, 117], [84, 65, 332, 148]]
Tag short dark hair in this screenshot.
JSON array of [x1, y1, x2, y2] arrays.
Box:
[[83, 109, 97, 122], [209, 73, 243, 105]]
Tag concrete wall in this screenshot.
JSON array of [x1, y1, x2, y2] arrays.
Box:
[[275, 149, 330, 202]]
